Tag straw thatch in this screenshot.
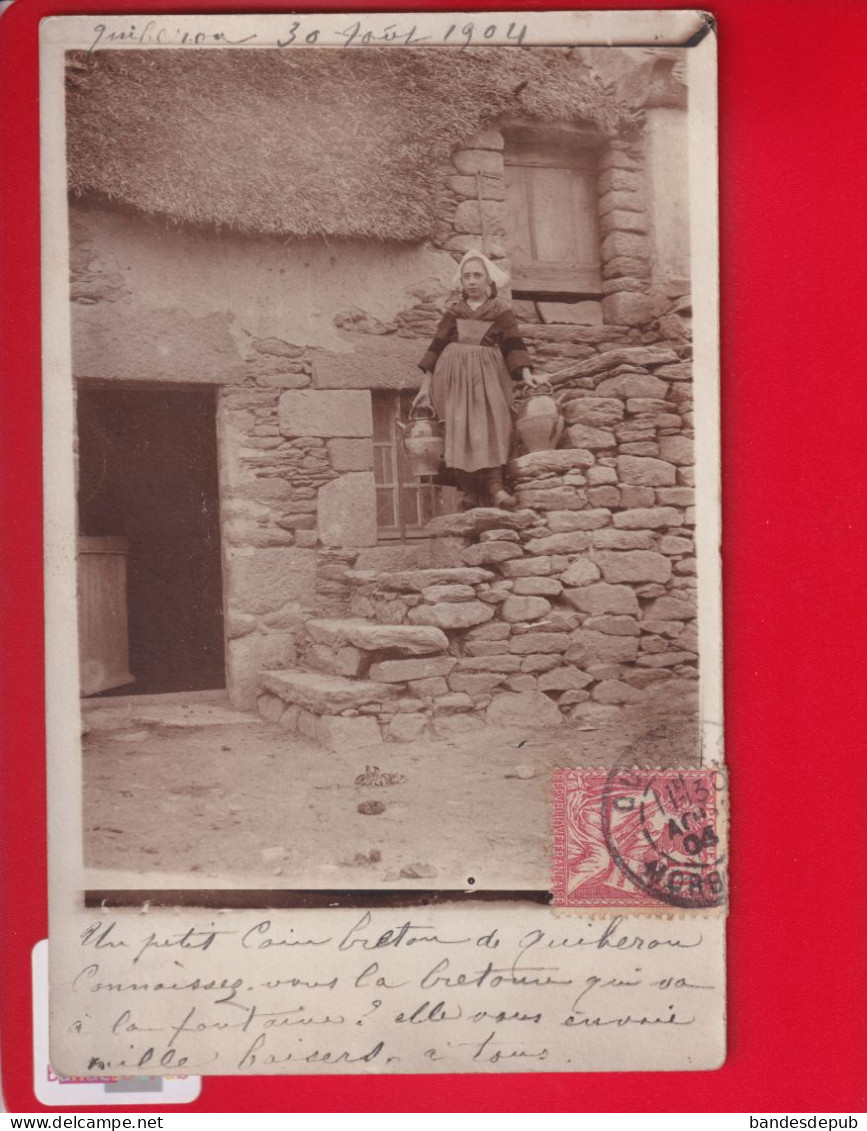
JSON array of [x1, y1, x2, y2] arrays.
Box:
[[66, 47, 632, 241]]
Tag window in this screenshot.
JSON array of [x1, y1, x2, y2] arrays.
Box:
[[372, 391, 459, 541], [504, 131, 602, 297]]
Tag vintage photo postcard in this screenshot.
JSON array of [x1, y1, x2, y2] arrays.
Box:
[[41, 10, 724, 1076]]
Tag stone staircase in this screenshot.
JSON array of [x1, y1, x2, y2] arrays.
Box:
[[256, 450, 700, 749]]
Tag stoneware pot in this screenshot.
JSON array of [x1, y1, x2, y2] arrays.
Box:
[[399, 406, 445, 477], [514, 382, 565, 453]]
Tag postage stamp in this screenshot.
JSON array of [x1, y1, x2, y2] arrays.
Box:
[[552, 768, 727, 911]]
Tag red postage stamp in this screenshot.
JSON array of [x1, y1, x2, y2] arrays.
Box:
[[552, 768, 727, 911]]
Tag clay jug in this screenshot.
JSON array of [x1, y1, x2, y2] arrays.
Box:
[[399, 406, 445, 477], [514, 382, 565, 453]]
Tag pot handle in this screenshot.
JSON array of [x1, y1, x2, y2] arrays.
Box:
[[409, 404, 437, 421]]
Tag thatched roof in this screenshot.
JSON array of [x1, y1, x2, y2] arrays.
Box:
[[65, 47, 632, 241]]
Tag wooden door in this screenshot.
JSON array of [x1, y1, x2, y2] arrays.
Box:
[[504, 140, 601, 295], [77, 536, 135, 696]]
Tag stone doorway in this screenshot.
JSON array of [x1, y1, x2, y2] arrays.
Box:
[[77, 383, 226, 696]]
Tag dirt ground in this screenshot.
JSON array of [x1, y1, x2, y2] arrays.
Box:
[[82, 684, 699, 892]]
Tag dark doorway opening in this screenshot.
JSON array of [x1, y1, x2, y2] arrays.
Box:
[[77, 384, 225, 696]]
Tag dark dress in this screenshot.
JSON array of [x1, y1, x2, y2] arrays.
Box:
[[419, 298, 532, 473]]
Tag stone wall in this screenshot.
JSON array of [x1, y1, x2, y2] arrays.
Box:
[[70, 53, 694, 711]]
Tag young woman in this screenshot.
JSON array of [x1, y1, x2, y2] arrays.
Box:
[[414, 252, 540, 509]]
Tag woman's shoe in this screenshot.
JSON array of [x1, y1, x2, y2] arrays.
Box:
[[492, 489, 517, 509]]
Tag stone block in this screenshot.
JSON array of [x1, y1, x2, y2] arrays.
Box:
[[306, 618, 448, 655], [464, 640, 509, 658], [447, 174, 506, 200], [464, 129, 504, 150], [655, 488, 695, 507], [257, 693, 285, 723], [594, 550, 672, 584], [512, 577, 563, 597], [318, 472, 377, 547], [601, 292, 660, 327], [443, 234, 507, 259], [509, 633, 570, 655], [409, 677, 450, 698], [616, 456, 677, 486], [316, 714, 383, 751], [613, 507, 684, 530], [421, 583, 476, 603], [425, 508, 535, 538], [660, 535, 693, 554], [559, 690, 591, 707], [499, 556, 552, 578], [385, 713, 429, 742], [643, 597, 696, 621], [599, 209, 648, 236], [521, 653, 561, 673], [453, 199, 507, 236], [449, 672, 507, 695], [278, 390, 372, 438], [326, 438, 374, 472], [461, 541, 524, 567], [467, 622, 511, 640], [586, 466, 618, 486], [508, 450, 595, 478], [537, 301, 603, 325], [547, 509, 612, 532], [479, 528, 521, 544], [262, 670, 400, 713], [228, 547, 317, 616], [601, 231, 649, 262], [635, 651, 698, 668], [433, 692, 474, 712], [524, 532, 591, 556], [516, 487, 588, 511], [583, 615, 640, 636], [658, 435, 695, 466], [619, 486, 656, 508], [591, 529, 655, 550], [561, 397, 624, 428], [566, 631, 640, 665], [501, 595, 553, 623], [486, 691, 563, 728], [560, 559, 602, 587], [562, 582, 639, 615], [456, 655, 522, 674], [407, 601, 495, 630], [452, 149, 505, 177], [334, 646, 365, 678], [506, 675, 538, 693], [655, 362, 692, 381], [347, 566, 494, 591], [595, 373, 670, 399], [564, 423, 616, 450], [369, 656, 457, 683], [538, 667, 593, 692], [587, 487, 620, 508], [592, 680, 645, 704], [602, 256, 652, 281]]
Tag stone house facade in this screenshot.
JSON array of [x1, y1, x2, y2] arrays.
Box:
[[68, 45, 696, 739]]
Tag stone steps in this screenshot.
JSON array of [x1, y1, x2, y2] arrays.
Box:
[[305, 618, 448, 654], [344, 566, 495, 591], [261, 669, 401, 713]]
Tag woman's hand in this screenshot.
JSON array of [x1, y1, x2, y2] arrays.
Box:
[[412, 374, 433, 412], [522, 369, 542, 388]]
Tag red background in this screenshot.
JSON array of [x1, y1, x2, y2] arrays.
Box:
[[2, 0, 866, 1113]]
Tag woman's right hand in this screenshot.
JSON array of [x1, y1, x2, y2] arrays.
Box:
[[412, 375, 433, 412]]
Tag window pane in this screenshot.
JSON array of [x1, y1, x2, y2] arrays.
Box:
[[376, 488, 396, 529], [372, 394, 395, 442]]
